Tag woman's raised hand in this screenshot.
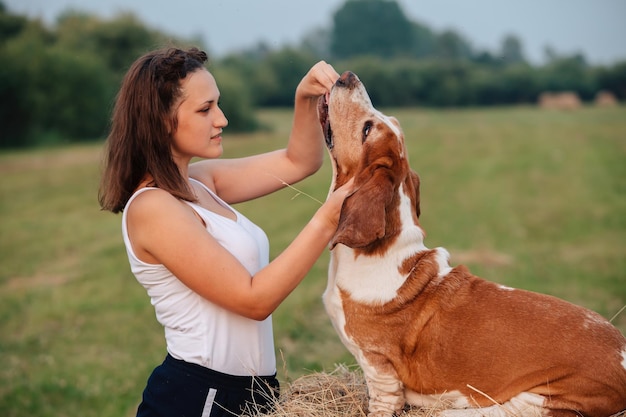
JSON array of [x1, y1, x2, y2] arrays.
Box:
[[295, 61, 340, 100]]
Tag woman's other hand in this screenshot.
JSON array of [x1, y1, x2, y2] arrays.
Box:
[[314, 178, 355, 230]]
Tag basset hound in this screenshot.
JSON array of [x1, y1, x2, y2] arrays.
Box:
[[318, 71, 626, 417]]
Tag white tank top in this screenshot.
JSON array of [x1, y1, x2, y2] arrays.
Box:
[[121, 179, 276, 376]]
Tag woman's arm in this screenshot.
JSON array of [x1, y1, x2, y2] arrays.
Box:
[[127, 179, 352, 321], [189, 61, 339, 204]]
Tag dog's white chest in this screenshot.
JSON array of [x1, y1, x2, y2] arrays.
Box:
[[328, 241, 451, 305], [330, 245, 409, 304]]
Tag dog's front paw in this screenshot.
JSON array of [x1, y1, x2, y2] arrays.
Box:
[[366, 408, 402, 417], [363, 368, 405, 417], [367, 395, 405, 417]]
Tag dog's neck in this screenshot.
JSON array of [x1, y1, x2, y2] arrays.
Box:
[[330, 181, 451, 305]]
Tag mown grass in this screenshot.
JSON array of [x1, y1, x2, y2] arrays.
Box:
[[0, 105, 624, 417]]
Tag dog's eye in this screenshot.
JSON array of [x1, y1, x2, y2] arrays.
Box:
[[362, 121, 373, 143]]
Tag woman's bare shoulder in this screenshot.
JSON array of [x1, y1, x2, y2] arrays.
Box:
[[126, 188, 203, 263], [127, 188, 189, 224]]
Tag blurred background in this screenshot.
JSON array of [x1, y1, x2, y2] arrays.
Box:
[[2, 0, 625, 147]]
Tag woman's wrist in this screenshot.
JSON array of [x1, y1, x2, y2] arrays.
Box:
[[293, 102, 320, 122], [309, 210, 339, 241]]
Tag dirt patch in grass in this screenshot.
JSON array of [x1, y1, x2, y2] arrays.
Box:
[[0, 144, 103, 174], [450, 249, 514, 267], [3, 273, 74, 292]]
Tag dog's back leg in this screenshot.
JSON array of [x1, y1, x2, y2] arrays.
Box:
[[435, 392, 547, 417]]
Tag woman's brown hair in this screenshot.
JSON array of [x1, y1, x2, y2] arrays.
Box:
[[99, 47, 209, 213]]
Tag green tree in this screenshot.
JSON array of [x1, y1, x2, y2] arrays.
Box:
[[595, 61, 626, 100], [300, 27, 332, 58], [0, 6, 238, 148], [211, 66, 259, 132], [435, 29, 473, 61], [55, 11, 183, 78], [500, 34, 526, 65], [255, 48, 318, 107], [1, 28, 112, 147], [498, 64, 538, 103], [37, 46, 112, 141], [537, 54, 595, 100], [338, 56, 394, 105], [410, 21, 436, 58], [330, 0, 414, 59], [0, 0, 28, 41], [221, 48, 280, 107], [0, 19, 55, 147], [0, 43, 32, 147]]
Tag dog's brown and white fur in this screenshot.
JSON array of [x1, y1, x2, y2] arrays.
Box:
[[319, 71, 626, 417]]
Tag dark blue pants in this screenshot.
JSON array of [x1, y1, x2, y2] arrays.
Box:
[[136, 354, 280, 417]]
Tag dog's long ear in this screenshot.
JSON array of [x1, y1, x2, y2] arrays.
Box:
[[330, 167, 395, 249]]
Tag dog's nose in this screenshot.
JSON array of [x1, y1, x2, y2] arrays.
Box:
[[336, 71, 359, 88]]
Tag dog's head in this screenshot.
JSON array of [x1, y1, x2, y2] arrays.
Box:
[[319, 71, 420, 251]]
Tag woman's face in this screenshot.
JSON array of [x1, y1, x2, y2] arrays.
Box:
[[170, 68, 228, 163]]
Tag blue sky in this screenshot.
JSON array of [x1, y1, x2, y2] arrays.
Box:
[[7, 0, 626, 65]]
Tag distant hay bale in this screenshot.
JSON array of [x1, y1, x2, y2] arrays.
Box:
[[538, 91, 581, 110], [594, 90, 619, 107]]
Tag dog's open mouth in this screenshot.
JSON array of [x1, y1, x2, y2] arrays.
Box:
[[318, 93, 333, 150]]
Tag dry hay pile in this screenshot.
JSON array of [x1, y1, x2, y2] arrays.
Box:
[[594, 90, 619, 107], [538, 91, 582, 110], [249, 365, 626, 417], [257, 364, 445, 417]]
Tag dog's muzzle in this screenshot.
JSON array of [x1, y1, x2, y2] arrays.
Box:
[[319, 71, 362, 150]]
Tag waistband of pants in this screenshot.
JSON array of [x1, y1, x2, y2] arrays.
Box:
[[163, 354, 278, 390]]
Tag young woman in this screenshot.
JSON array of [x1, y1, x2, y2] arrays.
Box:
[[99, 47, 351, 417]]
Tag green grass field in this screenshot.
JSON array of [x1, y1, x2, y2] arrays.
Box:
[[1, 106, 625, 417]]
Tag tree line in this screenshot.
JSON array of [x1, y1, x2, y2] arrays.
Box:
[[1, 0, 624, 148]]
